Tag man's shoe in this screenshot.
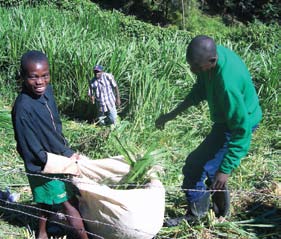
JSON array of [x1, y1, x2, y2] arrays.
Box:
[[211, 187, 230, 217], [189, 192, 210, 218]]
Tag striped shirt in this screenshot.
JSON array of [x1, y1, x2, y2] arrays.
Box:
[[89, 72, 117, 112]]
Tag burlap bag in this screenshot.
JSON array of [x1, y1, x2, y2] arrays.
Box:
[[42, 153, 165, 239]]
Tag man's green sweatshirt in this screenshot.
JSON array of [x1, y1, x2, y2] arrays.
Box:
[[186, 45, 262, 174]]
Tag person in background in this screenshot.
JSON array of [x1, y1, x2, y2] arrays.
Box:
[[12, 50, 89, 239], [156, 35, 262, 226], [88, 65, 121, 126]]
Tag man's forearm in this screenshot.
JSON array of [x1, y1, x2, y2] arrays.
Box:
[[156, 94, 194, 129], [114, 86, 120, 98], [114, 86, 121, 106], [169, 96, 193, 118]]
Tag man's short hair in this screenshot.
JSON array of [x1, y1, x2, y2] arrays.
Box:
[[186, 35, 217, 64]]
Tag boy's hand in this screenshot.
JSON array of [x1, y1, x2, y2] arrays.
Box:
[[70, 153, 81, 160]]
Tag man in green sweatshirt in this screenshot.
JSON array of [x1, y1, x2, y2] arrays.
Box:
[[156, 35, 262, 226]]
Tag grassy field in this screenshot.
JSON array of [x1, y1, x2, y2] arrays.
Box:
[[0, 1, 280, 238]]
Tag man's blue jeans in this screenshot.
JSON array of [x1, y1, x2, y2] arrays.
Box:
[[98, 106, 117, 125], [182, 123, 257, 203]]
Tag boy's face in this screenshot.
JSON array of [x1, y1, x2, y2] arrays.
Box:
[[23, 61, 50, 96]]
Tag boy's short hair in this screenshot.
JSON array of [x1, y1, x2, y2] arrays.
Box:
[[20, 50, 49, 77]]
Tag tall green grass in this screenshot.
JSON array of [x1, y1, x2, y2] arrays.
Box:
[[0, 5, 192, 131], [0, 5, 280, 130]]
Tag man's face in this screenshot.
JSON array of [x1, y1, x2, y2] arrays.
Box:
[[94, 70, 102, 79], [187, 57, 217, 74], [23, 61, 50, 96]]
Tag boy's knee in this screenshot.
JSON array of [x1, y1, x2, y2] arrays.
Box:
[[62, 200, 74, 210]]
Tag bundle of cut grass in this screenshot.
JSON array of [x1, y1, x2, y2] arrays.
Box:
[[114, 136, 166, 189]]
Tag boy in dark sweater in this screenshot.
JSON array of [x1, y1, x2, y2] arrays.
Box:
[[12, 50, 88, 239]]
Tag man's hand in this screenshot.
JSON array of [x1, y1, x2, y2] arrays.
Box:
[[155, 114, 172, 130], [212, 171, 229, 190], [90, 96, 95, 104], [116, 98, 121, 107]]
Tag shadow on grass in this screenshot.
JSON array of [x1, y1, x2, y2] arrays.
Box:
[[164, 189, 281, 238], [0, 200, 86, 239], [62, 100, 97, 124], [61, 99, 127, 125], [234, 199, 281, 238]]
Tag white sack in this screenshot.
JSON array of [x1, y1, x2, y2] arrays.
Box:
[[43, 153, 165, 239]]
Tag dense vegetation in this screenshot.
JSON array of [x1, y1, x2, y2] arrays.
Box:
[[94, 0, 281, 26], [0, 0, 280, 238]]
